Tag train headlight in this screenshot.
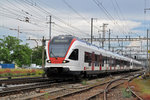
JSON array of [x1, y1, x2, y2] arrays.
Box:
[[47, 60, 51, 63], [62, 60, 69, 63]]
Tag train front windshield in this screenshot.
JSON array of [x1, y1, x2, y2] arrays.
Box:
[[49, 36, 73, 58]]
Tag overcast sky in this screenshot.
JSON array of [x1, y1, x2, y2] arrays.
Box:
[[0, 0, 149, 50]]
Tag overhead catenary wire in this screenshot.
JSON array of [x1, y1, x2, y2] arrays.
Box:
[[6, 0, 47, 24], [32, 0, 90, 37], [0, 0, 48, 28], [0, 4, 47, 28], [110, 0, 127, 33], [62, 0, 90, 24], [113, 0, 138, 36], [92, 0, 128, 35], [14, 0, 47, 20], [92, 0, 122, 34], [0, 0, 141, 40], [62, 0, 101, 33], [0, 0, 81, 38], [22, 0, 90, 37], [0, 25, 43, 38], [54, 23, 75, 35]]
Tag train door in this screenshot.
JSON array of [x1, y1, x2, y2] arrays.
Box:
[[116, 59, 120, 70], [113, 58, 116, 70], [99, 54, 102, 70], [84, 52, 92, 70], [91, 52, 95, 71]]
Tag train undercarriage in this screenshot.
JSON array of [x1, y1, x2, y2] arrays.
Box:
[[44, 67, 82, 79], [44, 67, 141, 80]]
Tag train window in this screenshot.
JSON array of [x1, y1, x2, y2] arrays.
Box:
[[116, 59, 120, 65], [84, 52, 91, 62], [69, 49, 78, 60], [95, 54, 99, 66], [112, 58, 116, 66], [84, 52, 92, 66], [99, 55, 103, 66]]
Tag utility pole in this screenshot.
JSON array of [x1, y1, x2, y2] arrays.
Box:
[[91, 18, 93, 44], [102, 23, 108, 48], [47, 15, 55, 40], [98, 30, 101, 47], [9, 26, 21, 39], [42, 36, 46, 69], [49, 16, 52, 40], [108, 29, 111, 51], [147, 29, 149, 70]]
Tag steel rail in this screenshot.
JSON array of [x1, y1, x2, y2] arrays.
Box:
[[52, 75, 129, 100], [0, 77, 49, 85], [127, 73, 144, 100], [86, 71, 144, 100], [0, 80, 71, 97]]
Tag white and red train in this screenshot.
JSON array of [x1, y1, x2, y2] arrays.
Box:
[[44, 35, 143, 78]]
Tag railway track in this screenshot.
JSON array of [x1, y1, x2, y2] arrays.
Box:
[[0, 71, 144, 100], [20, 73, 134, 99], [0, 79, 73, 97], [127, 74, 144, 100], [0, 77, 50, 85], [101, 72, 144, 100], [20, 71, 143, 100]]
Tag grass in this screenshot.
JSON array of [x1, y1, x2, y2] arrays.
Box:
[[96, 79, 101, 82], [44, 92, 49, 99], [132, 78, 150, 94], [122, 88, 132, 98], [81, 80, 87, 85], [129, 76, 150, 99]]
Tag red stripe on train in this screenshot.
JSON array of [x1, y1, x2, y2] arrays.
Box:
[[92, 63, 94, 70], [92, 66, 94, 70], [100, 65, 102, 70]]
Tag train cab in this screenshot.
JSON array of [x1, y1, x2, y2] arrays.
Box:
[[45, 35, 81, 78]]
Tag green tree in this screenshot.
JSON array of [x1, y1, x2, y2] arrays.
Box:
[[12, 44, 32, 67], [0, 36, 32, 67], [31, 46, 44, 66]]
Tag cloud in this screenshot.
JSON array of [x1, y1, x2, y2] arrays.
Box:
[[128, 41, 141, 47]]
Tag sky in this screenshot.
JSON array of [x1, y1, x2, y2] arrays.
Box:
[[0, 0, 150, 58]]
